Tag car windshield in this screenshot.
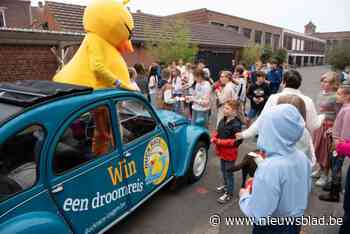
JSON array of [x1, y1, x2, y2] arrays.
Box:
[[0, 103, 23, 124]]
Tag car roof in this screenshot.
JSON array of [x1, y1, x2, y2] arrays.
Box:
[[0, 81, 140, 126]]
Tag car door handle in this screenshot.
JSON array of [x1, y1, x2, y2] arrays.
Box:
[[124, 152, 132, 158], [52, 184, 64, 194]]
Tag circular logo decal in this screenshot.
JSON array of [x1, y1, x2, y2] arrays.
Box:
[[144, 137, 170, 185]]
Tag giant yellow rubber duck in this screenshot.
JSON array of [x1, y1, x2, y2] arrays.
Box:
[[53, 0, 135, 90]]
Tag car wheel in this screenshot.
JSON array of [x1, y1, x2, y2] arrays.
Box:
[[188, 142, 208, 183]]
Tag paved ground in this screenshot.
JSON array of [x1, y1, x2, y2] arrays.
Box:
[[108, 65, 346, 234]]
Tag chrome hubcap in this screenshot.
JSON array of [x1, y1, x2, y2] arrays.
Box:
[[193, 147, 207, 177]]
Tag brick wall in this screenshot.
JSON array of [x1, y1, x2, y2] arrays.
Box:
[[0, 0, 32, 28], [0, 45, 58, 82]]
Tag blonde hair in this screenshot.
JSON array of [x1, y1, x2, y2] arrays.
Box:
[[128, 67, 137, 81], [321, 71, 340, 91], [220, 71, 233, 81]]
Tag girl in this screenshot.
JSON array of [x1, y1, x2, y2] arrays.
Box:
[[215, 71, 237, 126], [313, 71, 340, 187], [148, 66, 159, 107], [211, 100, 243, 204], [319, 82, 350, 202], [158, 68, 175, 111], [171, 68, 183, 114], [188, 68, 212, 127], [128, 67, 141, 92]]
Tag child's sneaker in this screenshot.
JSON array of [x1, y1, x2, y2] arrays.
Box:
[[216, 185, 226, 193], [311, 169, 321, 179], [315, 174, 329, 187], [217, 192, 232, 204]]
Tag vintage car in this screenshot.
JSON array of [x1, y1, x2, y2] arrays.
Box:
[[0, 80, 210, 234]]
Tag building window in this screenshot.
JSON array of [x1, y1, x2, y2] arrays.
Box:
[[265, 32, 272, 45], [296, 39, 301, 51], [273, 34, 280, 50], [0, 8, 6, 27], [254, 30, 262, 44], [226, 25, 239, 32], [292, 38, 296, 50], [300, 40, 304, 51], [210, 21, 224, 27], [243, 28, 252, 39]]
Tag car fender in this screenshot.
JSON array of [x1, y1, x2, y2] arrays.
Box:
[[169, 125, 210, 177], [0, 211, 72, 234]]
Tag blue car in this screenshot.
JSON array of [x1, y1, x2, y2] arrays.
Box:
[[0, 80, 210, 234]]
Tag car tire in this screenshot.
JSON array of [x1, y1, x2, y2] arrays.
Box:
[[187, 141, 208, 184]]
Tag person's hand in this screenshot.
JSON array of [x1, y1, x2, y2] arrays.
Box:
[[236, 132, 243, 140], [239, 188, 250, 197], [115, 80, 121, 88]]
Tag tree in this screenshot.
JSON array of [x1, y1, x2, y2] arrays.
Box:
[[241, 44, 262, 67], [260, 45, 273, 64], [327, 42, 350, 71], [272, 48, 288, 65], [144, 19, 198, 65]]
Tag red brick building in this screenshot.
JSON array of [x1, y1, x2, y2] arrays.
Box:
[[0, 0, 32, 28]]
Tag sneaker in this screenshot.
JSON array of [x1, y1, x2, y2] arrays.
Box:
[[216, 185, 226, 193], [315, 174, 329, 187], [312, 169, 321, 179], [217, 192, 233, 204]]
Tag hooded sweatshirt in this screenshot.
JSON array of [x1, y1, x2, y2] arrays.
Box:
[[239, 104, 311, 222]]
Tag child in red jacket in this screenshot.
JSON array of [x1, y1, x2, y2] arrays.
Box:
[[211, 100, 243, 204]]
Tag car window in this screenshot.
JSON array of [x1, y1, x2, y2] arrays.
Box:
[[53, 105, 115, 175], [117, 100, 157, 144], [0, 125, 44, 202]]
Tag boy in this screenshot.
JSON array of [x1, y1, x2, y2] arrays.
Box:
[[246, 71, 270, 126]]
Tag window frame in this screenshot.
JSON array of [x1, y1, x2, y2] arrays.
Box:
[[51, 103, 116, 176], [0, 7, 6, 28], [114, 97, 160, 147], [0, 123, 46, 202]]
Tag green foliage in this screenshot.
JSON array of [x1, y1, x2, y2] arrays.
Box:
[[241, 44, 262, 66], [260, 45, 273, 64], [144, 19, 198, 65], [272, 48, 288, 65], [327, 42, 350, 71]]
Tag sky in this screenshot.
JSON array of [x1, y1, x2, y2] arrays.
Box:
[[31, 0, 350, 33]]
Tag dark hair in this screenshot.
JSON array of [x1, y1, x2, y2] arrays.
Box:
[[271, 59, 278, 65], [256, 71, 266, 79], [149, 66, 158, 78], [235, 66, 244, 76], [134, 63, 146, 75], [283, 70, 302, 89], [193, 68, 205, 78], [161, 68, 171, 80]]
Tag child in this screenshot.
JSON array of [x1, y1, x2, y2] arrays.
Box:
[[319, 82, 350, 202], [128, 67, 141, 92], [313, 71, 340, 187], [148, 66, 159, 107], [188, 68, 211, 127], [239, 104, 311, 233], [211, 100, 243, 204], [246, 71, 270, 127], [156, 68, 175, 111]]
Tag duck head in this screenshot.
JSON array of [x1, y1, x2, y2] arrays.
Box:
[[83, 0, 134, 54]]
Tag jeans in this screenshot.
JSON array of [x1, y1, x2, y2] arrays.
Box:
[[331, 156, 345, 185], [191, 110, 209, 127], [220, 160, 235, 195], [173, 94, 182, 114], [253, 223, 301, 234]]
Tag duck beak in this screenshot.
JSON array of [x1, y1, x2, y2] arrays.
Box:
[[117, 40, 134, 54]]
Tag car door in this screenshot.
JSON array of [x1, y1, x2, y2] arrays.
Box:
[[48, 102, 129, 234], [114, 98, 173, 208]]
